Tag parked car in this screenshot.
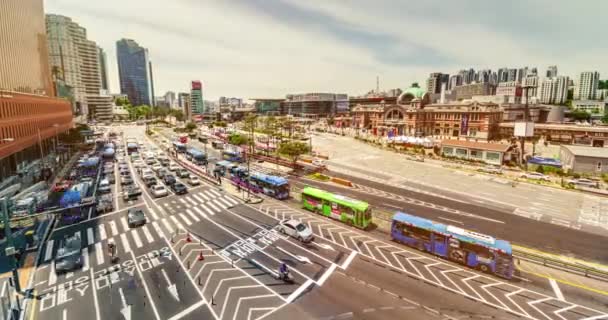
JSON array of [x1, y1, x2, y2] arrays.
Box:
[[159, 158, 170, 167], [169, 163, 180, 172], [151, 185, 168, 198], [127, 208, 147, 228], [187, 176, 201, 186], [170, 182, 188, 195], [98, 179, 111, 193], [133, 160, 146, 168], [96, 194, 114, 213], [145, 158, 156, 165], [177, 169, 190, 178], [152, 164, 163, 173], [121, 175, 134, 185], [123, 185, 142, 201], [520, 172, 550, 181], [478, 166, 503, 175], [163, 174, 177, 186], [143, 176, 158, 188], [278, 219, 314, 242], [567, 178, 599, 189], [157, 168, 169, 179], [103, 174, 116, 185], [141, 168, 154, 177]]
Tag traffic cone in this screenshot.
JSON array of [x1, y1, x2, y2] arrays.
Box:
[[198, 251, 205, 261], [186, 233, 192, 243]]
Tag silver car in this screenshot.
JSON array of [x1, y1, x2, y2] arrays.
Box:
[[278, 219, 314, 242]]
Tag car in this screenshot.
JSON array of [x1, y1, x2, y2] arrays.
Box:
[[98, 179, 111, 193], [478, 166, 503, 175], [133, 160, 146, 168], [123, 185, 142, 200], [157, 168, 169, 179], [143, 176, 158, 188], [141, 168, 154, 176], [127, 208, 147, 228], [163, 174, 177, 185], [145, 158, 156, 165], [121, 175, 134, 185], [151, 164, 163, 173], [520, 172, 550, 181], [278, 219, 314, 242], [151, 185, 168, 198], [119, 168, 131, 177], [187, 176, 201, 186], [170, 182, 188, 195], [96, 195, 114, 213], [55, 234, 83, 273], [312, 159, 325, 167], [169, 163, 180, 172], [159, 158, 170, 167], [177, 169, 190, 178], [567, 178, 599, 188]]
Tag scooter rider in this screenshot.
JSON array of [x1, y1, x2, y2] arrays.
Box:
[[279, 263, 289, 279]]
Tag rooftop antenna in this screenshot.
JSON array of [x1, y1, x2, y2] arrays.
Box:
[[376, 76, 380, 94]]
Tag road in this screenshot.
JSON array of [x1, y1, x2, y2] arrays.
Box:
[[22, 125, 608, 320]]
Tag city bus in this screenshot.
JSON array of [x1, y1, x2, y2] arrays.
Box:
[[213, 160, 237, 176], [390, 212, 514, 279], [222, 149, 243, 162], [172, 141, 187, 153], [231, 170, 290, 200], [126, 142, 138, 155], [301, 186, 371, 229], [185, 148, 207, 165]]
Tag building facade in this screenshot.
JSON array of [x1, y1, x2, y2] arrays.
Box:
[[574, 71, 600, 100], [351, 85, 502, 140], [426, 73, 449, 94], [190, 81, 204, 116], [495, 81, 522, 97], [546, 65, 558, 78], [178, 92, 191, 120], [571, 100, 607, 119], [499, 122, 608, 147], [282, 93, 348, 117], [524, 75, 539, 98], [540, 76, 569, 104], [453, 82, 495, 100], [116, 38, 153, 106], [0, 0, 53, 96], [252, 99, 284, 115], [560, 145, 608, 175], [98, 46, 109, 91]]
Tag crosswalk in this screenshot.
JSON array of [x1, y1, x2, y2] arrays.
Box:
[[40, 191, 241, 280]]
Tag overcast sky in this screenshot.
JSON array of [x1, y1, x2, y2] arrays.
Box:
[[45, 0, 608, 100]]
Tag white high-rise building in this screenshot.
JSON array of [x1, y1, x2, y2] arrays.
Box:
[[524, 75, 539, 98], [540, 76, 569, 104], [546, 66, 558, 78], [574, 71, 600, 100]]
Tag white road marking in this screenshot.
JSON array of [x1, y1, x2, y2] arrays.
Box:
[[185, 209, 200, 222], [99, 224, 107, 240], [316, 264, 337, 286], [198, 191, 211, 201], [95, 242, 104, 265], [142, 225, 154, 243], [192, 194, 206, 203], [129, 250, 162, 320], [186, 197, 197, 206], [49, 263, 57, 286], [87, 228, 95, 246], [82, 248, 89, 271], [152, 221, 165, 237], [120, 233, 131, 253], [286, 279, 314, 303], [179, 198, 187, 204], [169, 215, 181, 228], [437, 216, 464, 225], [223, 196, 239, 205], [120, 217, 130, 231], [44, 240, 54, 262], [90, 268, 101, 320], [109, 221, 119, 236], [161, 218, 175, 234], [148, 207, 159, 220], [192, 206, 209, 218], [179, 213, 192, 225], [131, 229, 143, 248], [340, 251, 358, 269], [217, 197, 232, 208], [208, 189, 222, 197], [549, 278, 565, 301], [63, 309, 67, 320], [207, 200, 221, 212], [167, 300, 206, 320]]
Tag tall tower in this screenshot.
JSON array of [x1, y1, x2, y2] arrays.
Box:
[[116, 38, 153, 106]]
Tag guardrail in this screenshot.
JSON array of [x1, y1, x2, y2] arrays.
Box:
[[512, 249, 608, 282]]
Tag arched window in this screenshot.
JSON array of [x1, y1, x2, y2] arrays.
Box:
[[386, 109, 404, 121]]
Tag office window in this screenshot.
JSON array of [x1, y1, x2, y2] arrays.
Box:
[[597, 161, 602, 172], [455, 148, 468, 157]]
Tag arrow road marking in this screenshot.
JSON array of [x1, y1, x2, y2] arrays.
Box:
[[119, 287, 131, 320], [312, 242, 334, 251], [276, 246, 311, 264], [161, 269, 180, 302]]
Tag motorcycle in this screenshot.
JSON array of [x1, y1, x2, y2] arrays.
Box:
[[277, 270, 294, 283]]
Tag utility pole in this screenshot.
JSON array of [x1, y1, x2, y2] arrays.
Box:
[[2, 198, 21, 293], [521, 85, 532, 170]]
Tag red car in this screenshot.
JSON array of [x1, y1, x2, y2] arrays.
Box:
[[52, 181, 72, 192]]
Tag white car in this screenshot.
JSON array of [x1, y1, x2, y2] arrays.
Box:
[[151, 185, 168, 198], [141, 168, 154, 177], [133, 160, 146, 168], [187, 176, 201, 186], [151, 164, 163, 173], [520, 172, 550, 181], [169, 163, 180, 172], [278, 219, 314, 242], [312, 159, 325, 167], [567, 178, 599, 188]]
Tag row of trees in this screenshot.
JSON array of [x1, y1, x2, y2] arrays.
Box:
[[115, 97, 185, 122]]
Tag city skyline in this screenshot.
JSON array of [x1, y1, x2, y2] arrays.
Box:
[[45, 0, 608, 100]]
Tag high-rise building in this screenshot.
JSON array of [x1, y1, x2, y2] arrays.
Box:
[[476, 69, 492, 83], [178, 92, 191, 119], [516, 67, 528, 84], [163, 91, 177, 109], [523, 75, 539, 98], [190, 81, 204, 116], [459, 68, 475, 84], [0, 0, 53, 95], [574, 71, 600, 100], [540, 76, 569, 104], [448, 75, 462, 91], [98, 46, 109, 91], [530, 67, 538, 76], [507, 69, 518, 82], [46, 14, 112, 122], [0, 0, 73, 183], [116, 38, 153, 106], [149, 61, 156, 107], [497, 68, 509, 83], [426, 73, 447, 94], [546, 65, 558, 78]]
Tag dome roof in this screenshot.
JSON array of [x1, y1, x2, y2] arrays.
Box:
[[403, 86, 426, 99]]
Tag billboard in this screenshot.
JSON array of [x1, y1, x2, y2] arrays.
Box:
[[336, 101, 349, 113], [191, 81, 202, 90], [514, 122, 534, 137]]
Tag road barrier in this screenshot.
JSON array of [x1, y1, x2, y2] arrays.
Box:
[[512, 248, 608, 282], [330, 177, 353, 187]]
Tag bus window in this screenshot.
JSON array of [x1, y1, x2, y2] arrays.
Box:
[[461, 241, 493, 263], [409, 225, 431, 242]]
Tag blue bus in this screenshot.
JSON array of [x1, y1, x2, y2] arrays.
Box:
[[247, 173, 290, 200], [173, 141, 187, 153], [222, 149, 243, 162], [185, 148, 207, 165], [391, 212, 514, 279]]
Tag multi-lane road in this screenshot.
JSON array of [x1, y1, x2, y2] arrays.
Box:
[[22, 125, 608, 320]]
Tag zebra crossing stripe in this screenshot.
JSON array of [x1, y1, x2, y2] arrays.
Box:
[[152, 221, 165, 237], [120, 217, 129, 231], [179, 213, 192, 225], [82, 248, 89, 271], [99, 224, 107, 240], [199, 191, 211, 200], [208, 189, 222, 197], [120, 233, 131, 253], [48, 264, 57, 286], [207, 200, 221, 212], [179, 198, 187, 204], [192, 194, 205, 203], [223, 196, 239, 205], [217, 197, 232, 208], [148, 207, 159, 220], [161, 218, 175, 234], [192, 206, 208, 218], [87, 228, 94, 246], [142, 225, 154, 243], [109, 221, 118, 236], [95, 242, 104, 265], [169, 215, 180, 227], [185, 209, 200, 222], [186, 197, 197, 206], [131, 229, 143, 248], [44, 240, 54, 262]]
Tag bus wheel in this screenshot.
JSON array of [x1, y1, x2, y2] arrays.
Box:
[[479, 264, 490, 273], [347, 219, 353, 227]]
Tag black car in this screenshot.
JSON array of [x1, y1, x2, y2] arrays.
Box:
[[171, 182, 188, 195], [163, 174, 176, 185], [159, 159, 170, 167], [123, 185, 142, 200], [143, 176, 157, 188], [127, 208, 146, 228], [121, 175, 134, 185]]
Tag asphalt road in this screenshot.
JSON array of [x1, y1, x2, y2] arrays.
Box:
[[21, 125, 608, 320]]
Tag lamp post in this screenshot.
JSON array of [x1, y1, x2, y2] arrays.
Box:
[[2, 197, 21, 293]]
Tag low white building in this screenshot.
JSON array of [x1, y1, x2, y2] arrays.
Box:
[[571, 100, 607, 119]]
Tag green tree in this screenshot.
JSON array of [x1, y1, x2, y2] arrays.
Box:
[[170, 109, 185, 122], [278, 141, 310, 167], [601, 113, 608, 124], [570, 109, 591, 121], [185, 122, 197, 132], [228, 133, 249, 146], [115, 96, 130, 106]]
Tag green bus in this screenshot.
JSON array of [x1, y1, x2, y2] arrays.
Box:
[[301, 186, 372, 229]]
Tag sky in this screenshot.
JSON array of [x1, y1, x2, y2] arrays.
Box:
[[45, 0, 608, 101]]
